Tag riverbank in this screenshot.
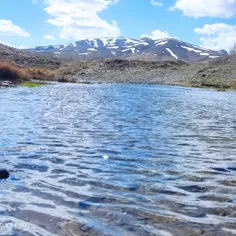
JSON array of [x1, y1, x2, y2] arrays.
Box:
[[1, 57, 236, 90], [55, 58, 236, 90]]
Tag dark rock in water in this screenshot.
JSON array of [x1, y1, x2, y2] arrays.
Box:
[[78, 201, 91, 209], [0, 170, 9, 179], [178, 185, 207, 193], [211, 167, 229, 173], [228, 167, 236, 172]]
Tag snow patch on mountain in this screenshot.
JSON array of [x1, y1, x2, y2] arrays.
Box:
[[125, 38, 138, 44], [108, 46, 119, 49], [209, 56, 219, 58], [156, 41, 168, 46], [130, 48, 135, 54], [87, 48, 97, 51], [166, 48, 178, 59], [136, 42, 149, 46], [200, 53, 210, 56], [181, 45, 202, 53], [79, 52, 90, 56], [123, 45, 134, 48]]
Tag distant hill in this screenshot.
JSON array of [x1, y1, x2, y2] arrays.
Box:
[[26, 37, 225, 63], [0, 43, 60, 68]]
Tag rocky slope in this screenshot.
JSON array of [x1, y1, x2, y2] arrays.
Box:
[[26, 37, 224, 63], [55, 58, 193, 84], [0, 44, 61, 69], [56, 57, 236, 89]]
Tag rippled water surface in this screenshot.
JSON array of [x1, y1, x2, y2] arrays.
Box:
[[0, 84, 236, 236]]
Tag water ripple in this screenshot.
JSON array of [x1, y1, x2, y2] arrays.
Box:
[[0, 84, 236, 235]]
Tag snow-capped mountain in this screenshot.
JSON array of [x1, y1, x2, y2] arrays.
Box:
[[26, 37, 225, 62]]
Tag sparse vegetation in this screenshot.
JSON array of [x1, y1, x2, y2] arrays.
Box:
[[229, 43, 236, 60], [20, 81, 47, 88], [208, 56, 229, 66]]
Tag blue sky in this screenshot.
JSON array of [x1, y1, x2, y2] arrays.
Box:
[[0, 0, 236, 50]]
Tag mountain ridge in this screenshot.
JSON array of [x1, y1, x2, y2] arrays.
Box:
[[26, 37, 226, 63]]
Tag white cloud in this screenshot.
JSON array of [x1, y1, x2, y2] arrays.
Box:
[[150, 0, 162, 7], [141, 29, 173, 39], [194, 23, 235, 35], [172, 0, 236, 18], [44, 35, 55, 40], [44, 0, 121, 40], [194, 23, 236, 51], [0, 20, 30, 37]]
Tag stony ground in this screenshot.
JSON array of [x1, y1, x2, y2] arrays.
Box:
[[55, 59, 194, 84], [188, 59, 236, 89], [55, 57, 236, 89]]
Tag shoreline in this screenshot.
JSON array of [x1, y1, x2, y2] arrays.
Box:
[[1, 80, 234, 93], [1, 58, 236, 90], [1, 78, 235, 91]]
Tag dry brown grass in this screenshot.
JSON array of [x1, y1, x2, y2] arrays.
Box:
[[0, 61, 22, 82], [0, 60, 56, 83], [26, 67, 55, 81], [231, 81, 236, 90]]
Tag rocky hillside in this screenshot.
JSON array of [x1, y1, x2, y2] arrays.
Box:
[[0, 44, 61, 69], [55, 57, 236, 89], [26, 37, 224, 63], [55, 58, 190, 84]]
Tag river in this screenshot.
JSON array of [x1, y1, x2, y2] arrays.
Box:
[[0, 83, 236, 235]]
